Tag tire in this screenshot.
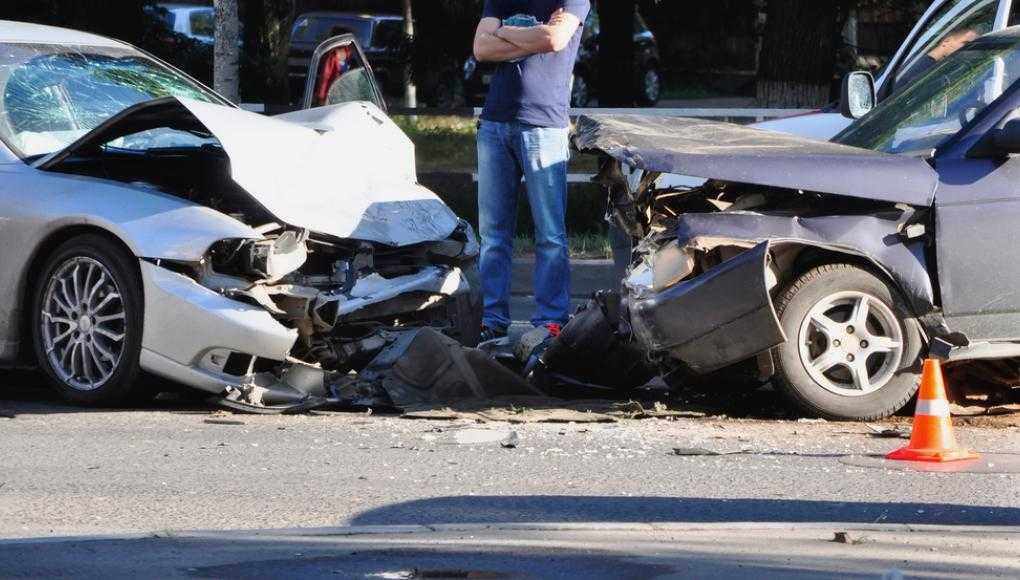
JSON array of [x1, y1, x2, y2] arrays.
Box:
[[31, 234, 145, 406], [772, 263, 923, 421], [637, 66, 661, 106]]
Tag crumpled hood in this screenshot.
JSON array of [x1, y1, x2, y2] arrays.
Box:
[[572, 115, 939, 206], [39, 97, 459, 246]]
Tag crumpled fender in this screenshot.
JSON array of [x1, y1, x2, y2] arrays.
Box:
[[629, 241, 786, 374], [676, 210, 936, 317]]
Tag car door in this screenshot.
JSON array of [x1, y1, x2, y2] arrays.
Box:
[[301, 34, 387, 112], [934, 89, 1020, 341]]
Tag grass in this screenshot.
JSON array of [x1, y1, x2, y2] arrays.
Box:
[[393, 115, 599, 174], [512, 233, 613, 260]]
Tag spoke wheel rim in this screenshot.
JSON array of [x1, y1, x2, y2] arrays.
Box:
[[40, 257, 126, 391], [797, 290, 903, 397], [644, 70, 660, 102]]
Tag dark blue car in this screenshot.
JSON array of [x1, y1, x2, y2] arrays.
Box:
[[573, 27, 1020, 420]]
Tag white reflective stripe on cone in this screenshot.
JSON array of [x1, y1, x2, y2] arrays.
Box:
[[915, 399, 951, 417]]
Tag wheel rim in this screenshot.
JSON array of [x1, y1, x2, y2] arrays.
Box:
[[40, 257, 126, 391], [797, 291, 904, 397], [643, 70, 660, 102], [572, 76, 589, 107]]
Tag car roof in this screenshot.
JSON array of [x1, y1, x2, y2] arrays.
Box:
[[298, 12, 402, 22], [0, 20, 126, 48]]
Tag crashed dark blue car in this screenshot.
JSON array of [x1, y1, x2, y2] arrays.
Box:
[[574, 27, 1020, 420]]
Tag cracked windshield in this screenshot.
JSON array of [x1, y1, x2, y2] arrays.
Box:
[[0, 43, 218, 158]]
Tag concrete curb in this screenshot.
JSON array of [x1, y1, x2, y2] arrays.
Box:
[[512, 258, 618, 298], [7, 522, 1017, 544]]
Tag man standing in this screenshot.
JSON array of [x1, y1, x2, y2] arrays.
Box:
[[473, 0, 590, 341]]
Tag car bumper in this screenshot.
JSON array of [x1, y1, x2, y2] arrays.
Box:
[[138, 261, 299, 394], [627, 242, 786, 374]]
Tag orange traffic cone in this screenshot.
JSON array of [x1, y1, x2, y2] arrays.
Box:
[[887, 359, 980, 463]]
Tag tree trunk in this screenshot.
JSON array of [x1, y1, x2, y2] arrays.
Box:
[[214, 0, 241, 103], [402, 0, 417, 108], [596, 0, 635, 107], [756, 0, 848, 107]]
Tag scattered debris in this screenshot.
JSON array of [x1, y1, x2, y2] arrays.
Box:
[[204, 418, 246, 426], [833, 531, 867, 545], [453, 429, 516, 446], [866, 424, 910, 439], [499, 431, 520, 449], [797, 418, 828, 424], [672, 447, 721, 456]]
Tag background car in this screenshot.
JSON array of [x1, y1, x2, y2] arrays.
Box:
[[148, 2, 215, 45], [287, 12, 405, 104], [0, 22, 479, 409], [463, 8, 662, 107]]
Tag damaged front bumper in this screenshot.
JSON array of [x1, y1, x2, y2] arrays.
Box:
[[138, 221, 481, 408], [627, 241, 786, 374]]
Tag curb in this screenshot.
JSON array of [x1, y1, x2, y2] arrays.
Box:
[[512, 258, 618, 298], [8, 522, 1017, 544]]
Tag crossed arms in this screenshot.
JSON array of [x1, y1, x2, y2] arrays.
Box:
[[473, 8, 581, 62]]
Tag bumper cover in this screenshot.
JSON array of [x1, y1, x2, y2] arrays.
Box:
[[629, 242, 786, 373]]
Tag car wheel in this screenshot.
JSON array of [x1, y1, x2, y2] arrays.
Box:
[[637, 67, 661, 106], [31, 234, 144, 406], [570, 73, 590, 108], [772, 263, 923, 420]]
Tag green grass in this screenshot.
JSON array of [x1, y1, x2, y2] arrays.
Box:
[[513, 233, 612, 260], [393, 115, 599, 174]]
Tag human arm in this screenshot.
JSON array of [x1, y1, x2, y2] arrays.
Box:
[[493, 8, 581, 54], [473, 17, 534, 62]]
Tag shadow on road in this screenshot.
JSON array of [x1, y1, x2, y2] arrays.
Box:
[[349, 495, 1020, 527]]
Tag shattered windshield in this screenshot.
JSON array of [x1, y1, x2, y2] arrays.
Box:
[[0, 43, 221, 159], [835, 38, 1020, 154]]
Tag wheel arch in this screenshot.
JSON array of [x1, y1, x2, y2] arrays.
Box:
[[771, 242, 930, 346], [17, 225, 142, 364]]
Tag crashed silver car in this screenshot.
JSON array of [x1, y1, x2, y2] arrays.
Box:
[[0, 22, 479, 408], [574, 27, 1020, 420]]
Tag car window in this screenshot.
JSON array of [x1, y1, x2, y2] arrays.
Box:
[[372, 19, 404, 50], [836, 38, 1020, 154], [189, 9, 215, 38], [310, 44, 384, 110], [0, 43, 221, 159], [891, 0, 999, 93]]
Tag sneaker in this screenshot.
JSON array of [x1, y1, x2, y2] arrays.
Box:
[[480, 325, 508, 342], [543, 323, 563, 338]]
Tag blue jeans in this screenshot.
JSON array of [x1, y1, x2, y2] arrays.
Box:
[[477, 120, 570, 331]]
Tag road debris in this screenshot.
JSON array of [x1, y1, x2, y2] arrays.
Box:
[[204, 419, 246, 426], [832, 531, 868, 545], [499, 431, 520, 449], [866, 424, 910, 439]]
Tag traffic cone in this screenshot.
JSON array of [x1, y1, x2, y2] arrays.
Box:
[[886, 359, 980, 463]]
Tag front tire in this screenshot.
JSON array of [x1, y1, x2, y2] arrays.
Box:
[[772, 263, 923, 420], [31, 234, 144, 406]]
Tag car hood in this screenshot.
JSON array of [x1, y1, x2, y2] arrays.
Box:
[[572, 115, 938, 206], [38, 97, 459, 246]]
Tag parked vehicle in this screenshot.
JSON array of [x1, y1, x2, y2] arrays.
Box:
[[574, 27, 1020, 420], [0, 21, 480, 409], [463, 9, 662, 107], [288, 12, 405, 104], [759, 0, 1019, 141], [149, 3, 215, 45]]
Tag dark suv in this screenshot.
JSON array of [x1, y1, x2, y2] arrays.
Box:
[[463, 9, 661, 107], [288, 12, 405, 103]]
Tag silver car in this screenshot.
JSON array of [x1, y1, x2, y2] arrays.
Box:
[[0, 22, 480, 409]]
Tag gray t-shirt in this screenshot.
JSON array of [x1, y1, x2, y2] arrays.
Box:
[[480, 0, 590, 128]]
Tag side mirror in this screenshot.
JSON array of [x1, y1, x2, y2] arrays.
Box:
[[840, 71, 877, 120]]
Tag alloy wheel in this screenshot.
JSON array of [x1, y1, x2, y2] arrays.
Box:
[[797, 291, 904, 396], [40, 257, 126, 391]]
